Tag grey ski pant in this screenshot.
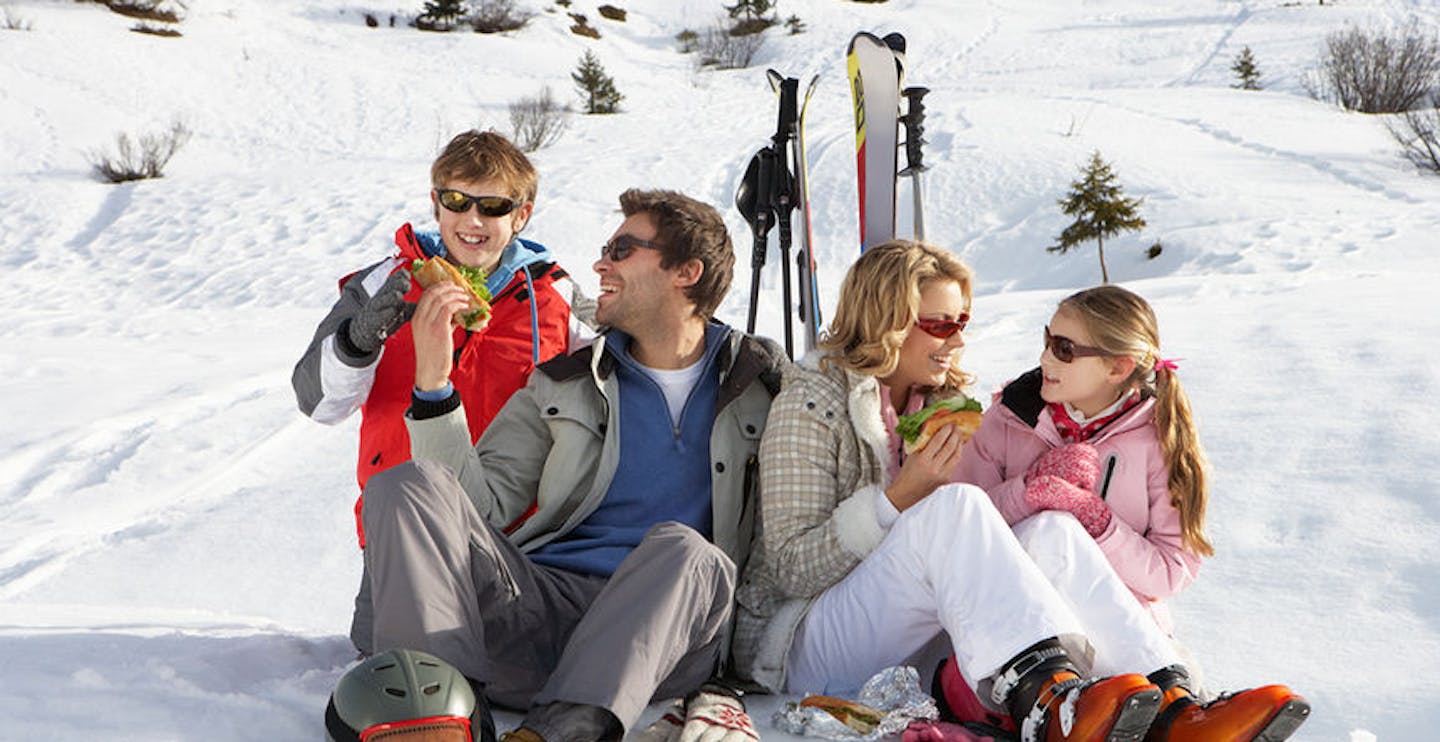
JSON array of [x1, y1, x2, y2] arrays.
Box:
[[360, 460, 737, 731]]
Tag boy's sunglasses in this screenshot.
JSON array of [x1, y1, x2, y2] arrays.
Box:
[[434, 188, 520, 217], [915, 314, 970, 339], [1044, 326, 1108, 363], [600, 234, 662, 262]]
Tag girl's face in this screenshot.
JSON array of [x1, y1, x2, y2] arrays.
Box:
[[885, 279, 968, 392], [1039, 307, 1132, 417]]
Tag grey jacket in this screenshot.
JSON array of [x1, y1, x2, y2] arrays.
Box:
[[406, 325, 788, 580]]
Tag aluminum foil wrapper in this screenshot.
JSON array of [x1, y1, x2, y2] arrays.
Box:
[[772, 666, 939, 741]]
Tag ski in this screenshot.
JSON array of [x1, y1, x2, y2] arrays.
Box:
[[847, 31, 906, 251]]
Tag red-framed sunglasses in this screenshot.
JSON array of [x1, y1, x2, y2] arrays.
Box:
[[434, 188, 520, 217], [915, 314, 970, 339], [1044, 326, 1108, 363]]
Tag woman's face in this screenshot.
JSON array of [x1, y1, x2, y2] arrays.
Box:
[[886, 279, 968, 392]]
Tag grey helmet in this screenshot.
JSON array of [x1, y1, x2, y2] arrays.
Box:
[[325, 648, 495, 742]]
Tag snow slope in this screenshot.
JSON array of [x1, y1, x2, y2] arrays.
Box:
[[2, 0, 1438, 739]]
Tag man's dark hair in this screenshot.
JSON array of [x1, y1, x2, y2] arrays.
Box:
[[618, 189, 734, 319]]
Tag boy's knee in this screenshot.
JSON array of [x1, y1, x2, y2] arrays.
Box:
[[362, 460, 454, 526]]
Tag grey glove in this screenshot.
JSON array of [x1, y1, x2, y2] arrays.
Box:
[[345, 269, 415, 356]]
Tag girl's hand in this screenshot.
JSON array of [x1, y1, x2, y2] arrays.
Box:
[[1024, 474, 1113, 537], [411, 282, 471, 391], [886, 424, 965, 511]]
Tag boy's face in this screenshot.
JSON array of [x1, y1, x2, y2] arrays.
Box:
[[432, 176, 532, 273]]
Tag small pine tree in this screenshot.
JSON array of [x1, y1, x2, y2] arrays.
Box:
[[1049, 151, 1147, 284], [1232, 46, 1262, 90], [724, 0, 773, 22], [572, 50, 623, 114], [421, 0, 466, 25]]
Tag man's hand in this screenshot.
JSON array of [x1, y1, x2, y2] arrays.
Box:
[[677, 684, 759, 742], [344, 269, 414, 357], [886, 424, 965, 511], [631, 699, 686, 742], [411, 281, 473, 391]]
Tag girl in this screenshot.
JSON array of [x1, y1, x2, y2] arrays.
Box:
[[937, 284, 1307, 740], [730, 243, 1306, 742]]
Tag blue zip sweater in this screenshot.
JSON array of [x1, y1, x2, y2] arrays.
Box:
[[528, 323, 730, 577]]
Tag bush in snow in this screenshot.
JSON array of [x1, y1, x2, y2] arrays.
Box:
[[1304, 22, 1440, 113], [697, 19, 765, 69], [1387, 92, 1440, 174], [509, 86, 570, 152], [572, 50, 623, 114], [472, 0, 532, 33], [3, 7, 34, 30], [1049, 151, 1147, 284], [87, 121, 192, 184]]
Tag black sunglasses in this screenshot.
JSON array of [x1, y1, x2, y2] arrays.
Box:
[[600, 234, 662, 262], [915, 314, 970, 339], [434, 188, 520, 217], [1044, 326, 1108, 363]]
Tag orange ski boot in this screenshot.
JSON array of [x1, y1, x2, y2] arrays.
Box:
[[996, 640, 1162, 742], [1144, 666, 1311, 742]]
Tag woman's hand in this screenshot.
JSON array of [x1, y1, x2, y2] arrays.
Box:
[[886, 424, 965, 511], [411, 282, 472, 392]]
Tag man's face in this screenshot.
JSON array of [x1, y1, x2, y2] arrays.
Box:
[[432, 176, 532, 273], [593, 212, 676, 331]]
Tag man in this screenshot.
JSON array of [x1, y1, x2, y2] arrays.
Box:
[[361, 189, 788, 741]]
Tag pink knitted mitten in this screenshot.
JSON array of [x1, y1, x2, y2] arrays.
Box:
[[1027, 443, 1102, 490], [1023, 474, 1113, 537]]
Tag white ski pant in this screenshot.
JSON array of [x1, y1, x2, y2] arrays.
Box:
[[361, 460, 736, 732], [784, 484, 1181, 700]]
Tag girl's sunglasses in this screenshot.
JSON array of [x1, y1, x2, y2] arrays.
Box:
[[600, 234, 663, 262], [434, 188, 520, 217], [915, 314, 970, 339], [1044, 326, 1108, 363]]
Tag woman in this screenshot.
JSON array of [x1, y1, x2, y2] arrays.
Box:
[[730, 241, 1307, 742]]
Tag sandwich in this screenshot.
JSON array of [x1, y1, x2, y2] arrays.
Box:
[[799, 694, 885, 735], [410, 257, 492, 331], [896, 395, 984, 454]]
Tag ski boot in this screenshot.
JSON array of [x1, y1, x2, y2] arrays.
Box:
[[1144, 666, 1311, 742], [997, 640, 1162, 742]]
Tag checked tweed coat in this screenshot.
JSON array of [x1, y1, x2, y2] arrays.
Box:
[[731, 356, 958, 691]]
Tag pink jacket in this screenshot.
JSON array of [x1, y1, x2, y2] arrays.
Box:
[[955, 369, 1203, 634]]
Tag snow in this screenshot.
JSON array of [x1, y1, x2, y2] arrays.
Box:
[[2, 0, 1438, 739]]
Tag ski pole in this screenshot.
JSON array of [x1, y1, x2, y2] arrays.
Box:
[[735, 148, 776, 335], [900, 86, 930, 241]]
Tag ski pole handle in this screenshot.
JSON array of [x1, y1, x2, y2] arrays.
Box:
[[901, 86, 929, 174]]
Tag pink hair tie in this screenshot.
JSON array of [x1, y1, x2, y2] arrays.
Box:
[[1154, 357, 1180, 373]]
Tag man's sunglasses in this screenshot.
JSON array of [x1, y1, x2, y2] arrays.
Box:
[[600, 234, 662, 262], [1044, 326, 1108, 363], [915, 314, 970, 339], [434, 188, 520, 217]]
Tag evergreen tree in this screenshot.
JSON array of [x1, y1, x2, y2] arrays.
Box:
[[724, 0, 774, 22], [572, 50, 623, 114], [421, 0, 466, 26], [1049, 151, 1146, 284], [1232, 46, 1262, 90]]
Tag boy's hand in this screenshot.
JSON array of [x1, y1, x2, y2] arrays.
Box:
[[412, 282, 472, 391], [344, 269, 414, 357], [678, 684, 758, 742]]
